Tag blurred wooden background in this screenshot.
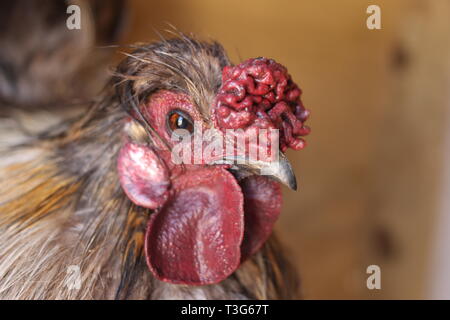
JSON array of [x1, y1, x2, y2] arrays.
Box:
[[112, 0, 450, 299]]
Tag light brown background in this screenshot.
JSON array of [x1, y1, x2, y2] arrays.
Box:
[[116, 0, 450, 299]]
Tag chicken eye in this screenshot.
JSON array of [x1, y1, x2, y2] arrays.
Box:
[[166, 110, 194, 136]]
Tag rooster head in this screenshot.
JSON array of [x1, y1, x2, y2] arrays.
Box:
[[115, 38, 310, 285]]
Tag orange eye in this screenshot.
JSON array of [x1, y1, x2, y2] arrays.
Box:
[[166, 110, 194, 135]]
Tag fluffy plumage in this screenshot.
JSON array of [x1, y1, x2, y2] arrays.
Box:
[[0, 36, 299, 299]]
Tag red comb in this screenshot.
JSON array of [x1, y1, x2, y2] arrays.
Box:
[[214, 58, 310, 152]]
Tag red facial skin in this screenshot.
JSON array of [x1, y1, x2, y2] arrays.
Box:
[[117, 58, 310, 285]]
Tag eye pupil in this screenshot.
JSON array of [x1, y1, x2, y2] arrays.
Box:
[[176, 115, 188, 129], [167, 110, 194, 135]]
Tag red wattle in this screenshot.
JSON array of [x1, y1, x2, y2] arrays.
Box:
[[239, 175, 282, 261], [144, 167, 245, 285]]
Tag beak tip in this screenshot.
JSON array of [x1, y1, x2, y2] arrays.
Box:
[[218, 152, 299, 191], [277, 153, 298, 191], [291, 180, 298, 191], [288, 174, 298, 191]]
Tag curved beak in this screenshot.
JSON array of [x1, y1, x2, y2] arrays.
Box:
[[214, 152, 298, 191]]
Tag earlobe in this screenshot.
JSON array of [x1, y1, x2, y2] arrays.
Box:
[[117, 141, 170, 209]]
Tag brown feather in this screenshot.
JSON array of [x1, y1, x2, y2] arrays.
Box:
[[0, 36, 299, 299]]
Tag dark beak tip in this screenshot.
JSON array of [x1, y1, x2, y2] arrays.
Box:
[[287, 172, 298, 191], [291, 180, 298, 191], [216, 152, 299, 191]]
